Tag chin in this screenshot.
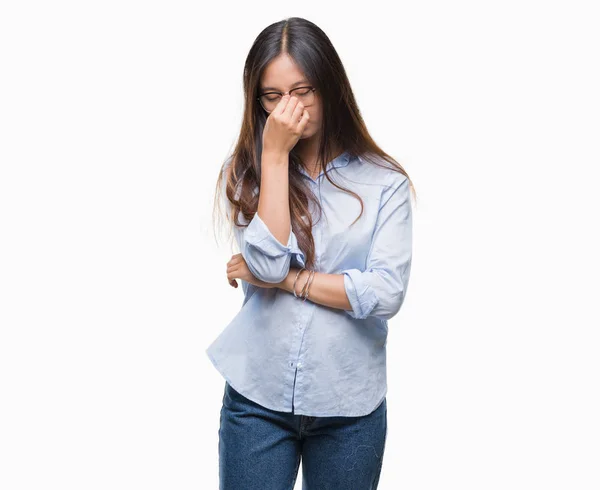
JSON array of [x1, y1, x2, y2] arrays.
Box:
[[300, 128, 315, 139]]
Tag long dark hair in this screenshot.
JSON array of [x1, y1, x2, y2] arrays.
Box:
[[213, 17, 416, 270]]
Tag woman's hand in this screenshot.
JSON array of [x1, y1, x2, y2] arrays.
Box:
[[226, 253, 277, 289], [262, 94, 310, 155]]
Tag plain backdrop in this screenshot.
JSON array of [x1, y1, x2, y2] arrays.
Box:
[[1, 1, 599, 489]]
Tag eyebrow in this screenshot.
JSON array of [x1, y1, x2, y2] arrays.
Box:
[[260, 79, 310, 92]]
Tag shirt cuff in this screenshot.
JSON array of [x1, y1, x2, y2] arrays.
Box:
[[245, 212, 305, 259], [342, 268, 379, 320]]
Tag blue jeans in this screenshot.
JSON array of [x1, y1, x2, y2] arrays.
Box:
[[218, 381, 388, 489]]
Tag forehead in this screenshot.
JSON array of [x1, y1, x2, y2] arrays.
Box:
[[260, 54, 308, 90]]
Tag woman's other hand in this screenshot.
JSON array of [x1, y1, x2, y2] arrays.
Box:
[[226, 253, 277, 289]]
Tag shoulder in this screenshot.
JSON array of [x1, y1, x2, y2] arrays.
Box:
[[218, 155, 240, 215], [348, 152, 409, 195], [221, 154, 235, 179], [221, 154, 253, 190], [220, 154, 246, 194]]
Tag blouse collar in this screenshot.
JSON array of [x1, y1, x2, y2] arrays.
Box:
[[298, 150, 351, 181]]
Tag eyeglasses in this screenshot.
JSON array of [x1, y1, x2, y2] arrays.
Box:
[[257, 86, 317, 113]]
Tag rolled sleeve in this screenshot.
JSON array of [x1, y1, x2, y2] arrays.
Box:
[[341, 176, 413, 321], [343, 268, 380, 319], [239, 212, 306, 283], [245, 212, 303, 257]]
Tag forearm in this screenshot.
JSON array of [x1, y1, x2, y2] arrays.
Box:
[[257, 151, 291, 247], [277, 267, 352, 312]]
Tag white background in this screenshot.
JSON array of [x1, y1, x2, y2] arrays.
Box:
[[1, 1, 599, 489]]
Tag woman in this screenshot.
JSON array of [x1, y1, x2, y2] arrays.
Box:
[[206, 16, 416, 490]]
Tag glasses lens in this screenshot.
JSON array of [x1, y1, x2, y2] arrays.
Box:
[[290, 87, 314, 106], [259, 93, 281, 112]]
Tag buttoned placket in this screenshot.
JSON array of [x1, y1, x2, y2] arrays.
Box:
[[288, 171, 323, 414], [288, 156, 350, 413]]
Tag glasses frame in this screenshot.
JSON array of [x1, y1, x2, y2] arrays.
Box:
[[257, 86, 317, 113]]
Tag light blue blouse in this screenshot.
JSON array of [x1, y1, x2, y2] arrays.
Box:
[[206, 150, 413, 417]]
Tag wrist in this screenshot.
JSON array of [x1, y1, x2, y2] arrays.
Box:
[[277, 268, 298, 293], [261, 149, 289, 165]]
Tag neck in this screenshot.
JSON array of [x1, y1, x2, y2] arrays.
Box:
[[295, 138, 343, 176]]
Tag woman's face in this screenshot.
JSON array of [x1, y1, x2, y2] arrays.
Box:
[[258, 53, 322, 140]]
